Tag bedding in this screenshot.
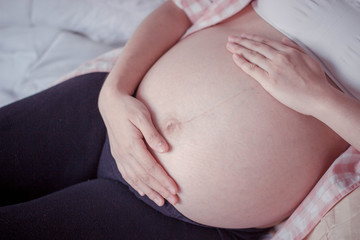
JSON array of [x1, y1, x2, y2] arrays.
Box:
[[305, 186, 360, 240], [0, 0, 165, 107]]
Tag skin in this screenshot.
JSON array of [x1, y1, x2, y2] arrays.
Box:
[[98, 0, 359, 225], [227, 34, 360, 151], [99, 1, 191, 206], [133, 5, 348, 228]]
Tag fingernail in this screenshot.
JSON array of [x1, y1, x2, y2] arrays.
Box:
[[156, 141, 167, 153], [226, 42, 233, 50], [168, 195, 177, 205], [155, 196, 163, 206], [283, 37, 293, 45], [233, 53, 241, 59], [168, 186, 176, 195]]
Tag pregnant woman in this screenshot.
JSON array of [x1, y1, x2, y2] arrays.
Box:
[[1, 0, 359, 239]]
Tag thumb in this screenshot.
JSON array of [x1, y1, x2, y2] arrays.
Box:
[[282, 37, 305, 53], [137, 114, 169, 153]]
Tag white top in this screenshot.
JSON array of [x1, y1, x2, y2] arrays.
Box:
[[252, 0, 360, 101]]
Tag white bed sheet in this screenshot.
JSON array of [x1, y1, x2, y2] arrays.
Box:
[[0, 0, 165, 107]]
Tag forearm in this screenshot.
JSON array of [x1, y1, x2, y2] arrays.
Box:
[[314, 87, 360, 151], [103, 0, 191, 95], [96, 2, 189, 205]]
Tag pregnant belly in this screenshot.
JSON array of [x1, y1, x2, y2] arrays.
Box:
[[136, 6, 348, 228]]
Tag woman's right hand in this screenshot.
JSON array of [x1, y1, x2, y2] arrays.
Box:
[[98, 85, 179, 207]]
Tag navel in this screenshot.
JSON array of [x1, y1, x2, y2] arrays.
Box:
[[162, 118, 182, 136]]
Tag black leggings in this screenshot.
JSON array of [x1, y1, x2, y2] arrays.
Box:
[[0, 72, 270, 240]]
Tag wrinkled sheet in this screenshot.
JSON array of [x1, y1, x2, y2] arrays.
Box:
[[0, 0, 165, 107]]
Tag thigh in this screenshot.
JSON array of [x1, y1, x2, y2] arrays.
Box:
[[0, 73, 107, 206], [0, 179, 229, 240]]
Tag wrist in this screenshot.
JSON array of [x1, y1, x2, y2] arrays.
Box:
[[311, 85, 344, 121], [103, 71, 138, 96], [99, 79, 127, 113]]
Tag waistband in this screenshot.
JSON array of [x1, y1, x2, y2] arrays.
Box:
[[97, 134, 271, 238]]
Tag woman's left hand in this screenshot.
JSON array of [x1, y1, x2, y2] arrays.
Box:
[[226, 34, 333, 116]]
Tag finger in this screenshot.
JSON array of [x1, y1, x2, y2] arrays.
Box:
[[228, 34, 280, 59], [108, 132, 178, 203], [240, 34, 291, 52], [136, 173, 179, 206], [239, 34, 306, 55], [116, 162, 146, 196], [131, 139, 178, 195], [125, 160, 179, 206], [232, 54, 270, 85], [281, 37, 305, 53], [139, 178, 179, 207], [130, 108, 169, 153], [128, 147, 179, 204], [116, 151, 176, 205], [227, 41, 271, 71], [122, 167, 167, 206]]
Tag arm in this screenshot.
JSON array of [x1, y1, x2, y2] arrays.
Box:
[[102, 0, 191, 95], [314, 87, 360, 151], [99, 0, 191, 206], [226, 34, 360, 150]]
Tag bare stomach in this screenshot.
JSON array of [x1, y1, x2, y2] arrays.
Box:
[[136, 5, 348, 228]]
